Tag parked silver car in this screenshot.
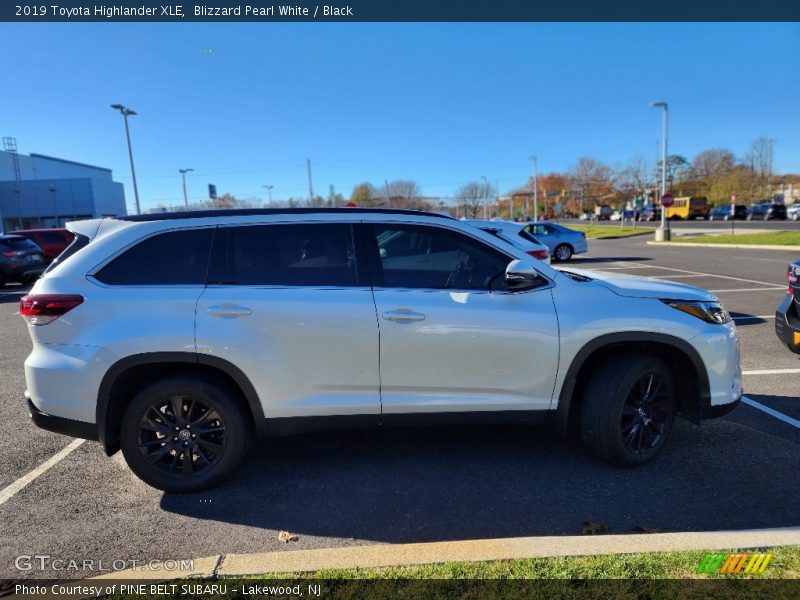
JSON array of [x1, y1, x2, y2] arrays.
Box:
[[522, 222, 588, 261], [466, 220, 551, 264]]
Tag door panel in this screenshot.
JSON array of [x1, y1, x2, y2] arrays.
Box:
[[366, 223, 560, 414], [195, 223, 380, 420], [375, 288, 559, 413]]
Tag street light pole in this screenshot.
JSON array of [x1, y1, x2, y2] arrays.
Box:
[[111, 104, 141, 215], [262, 184, 274, 204], [49, 184, 59, 226], [651, 101, 669, 239], [178, 168, 194, 209], [529, 156, 538, 222]]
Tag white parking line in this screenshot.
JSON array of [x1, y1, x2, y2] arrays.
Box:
[[630, 263, 786, 288], [647, 274, 709, 279], [0, 439, 85, 507], [711, 287, 785, 293], [742, 368, 800, 375], [741, 396, 800, 430]]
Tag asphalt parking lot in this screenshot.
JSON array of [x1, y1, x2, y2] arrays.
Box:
[[0, 234, 798, 579]]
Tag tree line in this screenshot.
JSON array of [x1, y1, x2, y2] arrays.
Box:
[[152, 137, 796, 218]]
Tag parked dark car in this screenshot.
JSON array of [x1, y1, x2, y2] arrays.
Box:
[[708, 205, 748, 221], [0, 234, 46, 286], [638, 205, 661, 222], [13, 228, 74, 262], [747, 203, 787, 221], [775, 259, 800, 354]]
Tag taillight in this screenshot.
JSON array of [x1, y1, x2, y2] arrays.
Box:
[[528, 249, 549, 261], [2, 250, 18, 257], [20, 294, 84, 326]]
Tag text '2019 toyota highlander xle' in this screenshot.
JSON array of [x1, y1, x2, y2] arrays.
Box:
[[21, 208, 742, 491]]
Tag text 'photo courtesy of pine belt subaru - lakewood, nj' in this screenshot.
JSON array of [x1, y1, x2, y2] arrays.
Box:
[[20, 208, 742, 492]]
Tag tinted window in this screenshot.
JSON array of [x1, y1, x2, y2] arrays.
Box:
[[41, 232, 68, 244], [370, 224, 509, 290], [94, 228, 214, 285], [210, 223, 361, 287]]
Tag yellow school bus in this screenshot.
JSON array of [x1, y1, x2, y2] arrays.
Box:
[[664, 196, 709, 220]]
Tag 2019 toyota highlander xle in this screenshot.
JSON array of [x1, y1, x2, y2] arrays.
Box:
[[21, 208, 742, 491]]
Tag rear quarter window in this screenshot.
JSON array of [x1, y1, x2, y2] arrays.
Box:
[[93, 228, 214, 285]]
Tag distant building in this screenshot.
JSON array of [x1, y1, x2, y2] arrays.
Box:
[[0, 150, 126, 231]]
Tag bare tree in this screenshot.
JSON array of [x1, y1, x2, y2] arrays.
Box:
[[744, 136, 775, 199], [568, 157, 613, 213], [454, 181, 489, 218], [616, 154, 649, 198]]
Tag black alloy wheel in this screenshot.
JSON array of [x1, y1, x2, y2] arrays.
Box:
[[619, 372, 672, 454], [137, 394, 227, 477]]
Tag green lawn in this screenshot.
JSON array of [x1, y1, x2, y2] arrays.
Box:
[[255, 546, 800, 580], [671, 231, 800, 246], [564, 224, 653, 239]]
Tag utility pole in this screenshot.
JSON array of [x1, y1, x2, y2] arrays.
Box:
[[480, 176, 489, 219], [110, 104, 141, 215], [178, 168, 194, 209], [262, 184, 274, 204], [529, 156, 538, 222], [385, 179, 391, 207], [306, 159, 314, 205]]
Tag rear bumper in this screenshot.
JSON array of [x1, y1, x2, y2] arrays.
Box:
[[27, 396, 98, 441], [775, 292, 800, 354]]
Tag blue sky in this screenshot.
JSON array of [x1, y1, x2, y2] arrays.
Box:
[[2, 22, 799, 212]]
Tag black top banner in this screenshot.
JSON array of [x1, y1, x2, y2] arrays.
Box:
[[5, 0, 800, 22]]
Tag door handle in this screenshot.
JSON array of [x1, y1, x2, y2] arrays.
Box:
[[206, 304, 252, 318], [382, 309, 425, 323]]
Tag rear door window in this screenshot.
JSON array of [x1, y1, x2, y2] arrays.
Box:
[[208, 223, 363, 287], [94, 228, 214, 285]]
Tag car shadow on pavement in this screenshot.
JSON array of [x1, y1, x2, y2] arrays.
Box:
[[730, 313, 769, 326], [160, 416, 799, 543]]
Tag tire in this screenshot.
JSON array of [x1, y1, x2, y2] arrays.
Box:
[[554, 244, 573, 262], [120, 376, 251, 492], [580, 353, 676, 467]]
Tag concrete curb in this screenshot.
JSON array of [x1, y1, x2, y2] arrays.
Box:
[[93, 527, 800, 580], [647, 241, 800, 251]]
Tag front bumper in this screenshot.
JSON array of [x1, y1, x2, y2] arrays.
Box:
[[27, 396, 98, 440], [775, 292, 800, 354]]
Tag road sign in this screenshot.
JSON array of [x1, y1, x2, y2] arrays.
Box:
[[208, 184, 217, 199], [661, 193, 674, 207]]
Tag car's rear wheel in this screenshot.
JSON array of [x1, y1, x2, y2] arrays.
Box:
[[580, 353, 676, 466], [554, 244, 573, 261], [120, 376, 251, 492]]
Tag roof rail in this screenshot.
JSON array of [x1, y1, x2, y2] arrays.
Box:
[[116, 207, 455, 222]]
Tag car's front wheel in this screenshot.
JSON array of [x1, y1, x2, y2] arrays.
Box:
[[554, 244, 573, 261], [580, 353, 676, 466], [120, 376, 251, 492]]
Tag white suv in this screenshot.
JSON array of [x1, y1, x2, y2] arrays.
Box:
[[21, 208, 742, 491]]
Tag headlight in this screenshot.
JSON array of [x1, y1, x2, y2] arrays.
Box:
[[662, 300, 731, 324]]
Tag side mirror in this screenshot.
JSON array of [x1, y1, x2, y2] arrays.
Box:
[[505, 259, 541, 291]]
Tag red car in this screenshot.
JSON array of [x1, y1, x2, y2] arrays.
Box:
[[12, 228, 74, 262]]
